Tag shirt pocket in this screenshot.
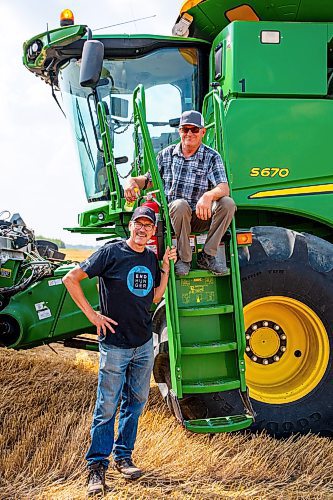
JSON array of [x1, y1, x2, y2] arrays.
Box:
[[196, 159, 208, 176], [195, 163, 208, 182]]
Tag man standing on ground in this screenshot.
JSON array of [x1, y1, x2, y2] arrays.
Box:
[[125, 110, 236, 276], [63, 206, 177, 497]]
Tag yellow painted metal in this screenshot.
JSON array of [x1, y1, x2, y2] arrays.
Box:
[[249, 183, 333, 199], [250, 327, 280, 358], [180, 0, 204, 15], [244, 296, 330, 404]]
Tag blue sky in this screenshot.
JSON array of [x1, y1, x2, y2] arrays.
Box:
[[0, 0, 182, 246]]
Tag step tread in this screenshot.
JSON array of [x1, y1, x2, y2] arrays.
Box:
[[182, 378, 240, 394], [181, 341, 237, 355], [178, 304, 234, 316], [184, 414, 253, 433], [175, 269, 230, 279]]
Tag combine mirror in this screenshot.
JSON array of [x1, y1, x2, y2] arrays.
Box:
[[79, 39, 104, 88]]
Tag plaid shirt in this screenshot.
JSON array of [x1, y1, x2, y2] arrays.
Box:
[[150, 143, 227, 210]]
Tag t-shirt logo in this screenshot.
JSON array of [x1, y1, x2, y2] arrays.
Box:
[[134, 272, 148, 289], [127, 266, 153, 297]]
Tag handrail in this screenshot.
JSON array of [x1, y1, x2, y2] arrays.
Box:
[[132, 84, 182, 395], [202, 89, 247, 391], [97, 101, 122, 210]]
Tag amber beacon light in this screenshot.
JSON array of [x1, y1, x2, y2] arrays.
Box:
[[60, 9, 75, 27]]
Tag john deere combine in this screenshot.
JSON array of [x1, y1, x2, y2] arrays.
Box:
[[1, 0, 333, 436]]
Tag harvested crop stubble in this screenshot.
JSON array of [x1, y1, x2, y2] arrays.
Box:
[[60, 248, 95, 263], [0, 347, 333, 499]]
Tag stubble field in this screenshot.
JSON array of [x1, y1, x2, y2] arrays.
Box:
[[1, 346, 333, 499], [0, 249, 332, 499], [60, 248, 95, 263]]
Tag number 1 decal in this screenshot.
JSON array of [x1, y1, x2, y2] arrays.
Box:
[[239, 78, 246, 92]]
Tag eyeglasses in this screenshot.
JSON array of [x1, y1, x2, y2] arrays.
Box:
[[180, 126, 200, 134], [132, 221, 154, 231]]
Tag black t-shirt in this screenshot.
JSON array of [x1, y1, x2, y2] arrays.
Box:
[[80, 240, 161, 348]]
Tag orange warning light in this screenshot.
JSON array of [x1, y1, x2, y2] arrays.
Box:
[[236, 232, 253, 246], [60, 9, 74, 27]]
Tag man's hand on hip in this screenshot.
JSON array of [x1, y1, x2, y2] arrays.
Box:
[[88, 310, 118, 337], [196, 193, 213, 220]]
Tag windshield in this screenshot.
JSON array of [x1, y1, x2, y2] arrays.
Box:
[[58, 46, 200, 202]]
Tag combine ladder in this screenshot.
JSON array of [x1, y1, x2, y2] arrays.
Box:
[[133, 85, 254, 433]]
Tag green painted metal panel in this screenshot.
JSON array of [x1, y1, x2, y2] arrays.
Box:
[[0, 264, 98, 348], [183, 0, 333, 41], [184, 414, 253, 433], [212, 22, 327, 96], [181, 341, 237, 355], [223, 97, 333, 227], [181, 349, 239, 384], [182, 378, 240, 394], [76, 202, 128, 230], [178, 269, 230, 279], [293, 0, 333, 22], [52, 276, 99, 338], [178, 314, 235, 344], [179, 314, 236, 345], [178, 304, 234, 316], [23, 25, 87, 73]]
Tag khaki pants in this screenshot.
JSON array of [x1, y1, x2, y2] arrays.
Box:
[[169, 197, 236, 262]]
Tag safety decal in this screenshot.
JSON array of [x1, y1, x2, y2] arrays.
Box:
[[35, 301, 52, 320], [0, 268, 12, 278], [48, 278, 62, 286], [172, 236, 196, 252], [38, 309, 52, 320], [196, 234, 207, 245]]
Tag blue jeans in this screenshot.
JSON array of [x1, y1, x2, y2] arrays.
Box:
[[86, 337, 154, 469]]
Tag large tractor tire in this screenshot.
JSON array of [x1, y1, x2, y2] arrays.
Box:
[[153, 227, 333, 436], [239, 226, 333, 436]]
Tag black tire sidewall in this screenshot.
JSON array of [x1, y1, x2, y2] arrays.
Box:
[[240, 241, 333, 436]]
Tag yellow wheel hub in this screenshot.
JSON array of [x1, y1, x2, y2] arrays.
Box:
[[249, 327, 280, 358], [244, 296, 329, 404]]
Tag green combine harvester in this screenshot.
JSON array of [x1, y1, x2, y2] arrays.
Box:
[[1, 0, 333, 436]]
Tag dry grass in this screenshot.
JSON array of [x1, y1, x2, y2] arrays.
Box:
[[60, 248, 95, 263], [1, 347, 333, 500]]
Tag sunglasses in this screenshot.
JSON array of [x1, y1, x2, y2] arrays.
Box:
[[180, 126, 201, 134]]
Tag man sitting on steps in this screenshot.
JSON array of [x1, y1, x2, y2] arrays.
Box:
[[125, 110, 236, 276]]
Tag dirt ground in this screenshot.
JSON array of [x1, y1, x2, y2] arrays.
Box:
[[1, 345, 333, 500]]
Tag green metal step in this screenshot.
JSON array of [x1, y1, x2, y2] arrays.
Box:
[[178, 304, 234, 316], [184, 414, 253, 433], [182, 378, 240, 394], [175, 269, 230, 279], [181, 341, 237, 355]]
